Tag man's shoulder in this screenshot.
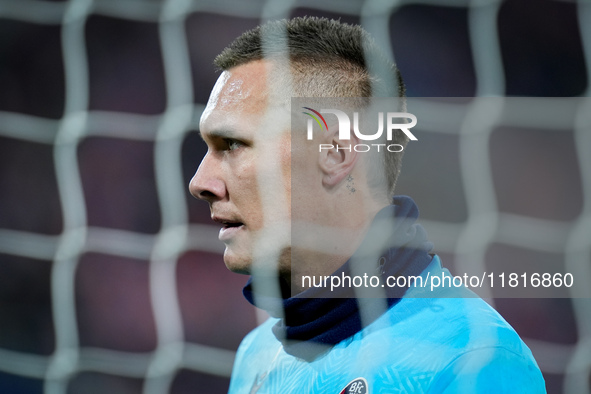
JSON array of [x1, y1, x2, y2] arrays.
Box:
[[371, 292, 545, 392], [235, 315, 280, 356], [362, 256, 535, 360], [362, 287, 535, 369], [347, 256, 545, 392], [229, 256, 546, 393], [228, 317, 283, 393]]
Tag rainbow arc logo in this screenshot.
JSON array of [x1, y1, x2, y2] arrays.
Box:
[[302, 107, 328, 132], [301, 105, 417, 153]]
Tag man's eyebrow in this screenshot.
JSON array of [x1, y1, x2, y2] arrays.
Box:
[[198, 128, 238, 140]]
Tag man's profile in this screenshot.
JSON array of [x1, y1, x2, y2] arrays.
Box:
[[190, 17, 545, 393]]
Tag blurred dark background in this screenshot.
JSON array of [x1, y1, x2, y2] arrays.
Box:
[[0, 0, 589, 393]]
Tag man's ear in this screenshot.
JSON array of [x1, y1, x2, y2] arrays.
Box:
[[319, 127, 359, 188]]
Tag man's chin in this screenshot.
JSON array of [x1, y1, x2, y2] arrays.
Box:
[[222, 249, 251, 275], [222, 246, 292, 278]]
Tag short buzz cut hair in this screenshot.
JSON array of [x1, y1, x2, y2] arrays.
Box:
[[214, 17, 408, 196]]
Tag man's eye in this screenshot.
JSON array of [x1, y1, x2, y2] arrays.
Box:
[[225, 139, 243, 151]]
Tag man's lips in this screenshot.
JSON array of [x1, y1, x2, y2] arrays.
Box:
[[218, 223, 244, 241], [212, 216, 245, 241]]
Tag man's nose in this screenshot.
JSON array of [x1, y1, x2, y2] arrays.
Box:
[[189, 153, 226, 202]]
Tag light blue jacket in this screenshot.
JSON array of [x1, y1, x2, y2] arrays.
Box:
[[229, 256, 546, 393]]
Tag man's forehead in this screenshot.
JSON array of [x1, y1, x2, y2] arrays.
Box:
[[214, 62, 272, 104], [200, 60, 293, 136], [200, 61, 273, 130]]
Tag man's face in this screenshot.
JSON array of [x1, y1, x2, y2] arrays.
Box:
[[189, 60, 291, 275]]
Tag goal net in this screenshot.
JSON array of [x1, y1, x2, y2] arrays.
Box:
[[0, 0, 589, 393]]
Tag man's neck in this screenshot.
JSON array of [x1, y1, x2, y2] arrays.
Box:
[[288, 199, 389, 294]]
